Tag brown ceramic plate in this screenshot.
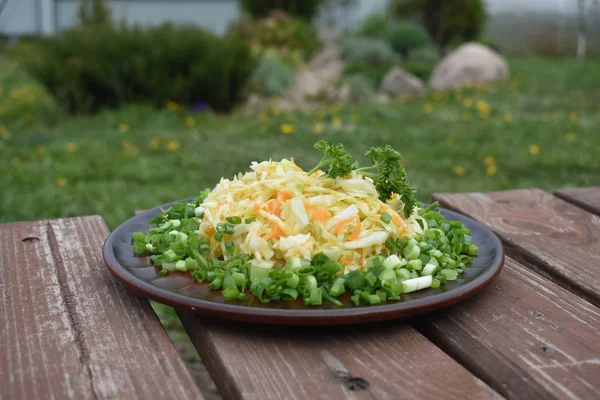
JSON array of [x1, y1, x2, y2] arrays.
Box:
[[103, 198, 504, 325]]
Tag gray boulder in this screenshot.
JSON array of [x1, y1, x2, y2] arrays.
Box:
[[379, 67, 425, 98], [429, 42, 509, 90]]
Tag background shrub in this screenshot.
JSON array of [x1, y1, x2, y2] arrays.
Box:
[[389, 0, 487, 55], [357, 13, 388, 38], [343, 62, 393, 86], [0, 56, 62, 131], [339, 37, 398, 67], [357, 14, 431, 59], [228, 15, 320, 64], [238, 0, 324, 21], [11, 24, 256, 113], [342, 74, 377, 104], [383, 21, 432, 59], [249, 55, 294, 96]]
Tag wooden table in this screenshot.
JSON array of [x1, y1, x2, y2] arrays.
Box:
[[2, 187, 599, 399]]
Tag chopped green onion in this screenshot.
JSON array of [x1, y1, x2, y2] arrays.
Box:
[[224, 224, 235, 235], [244, 218, 256, 224], [226, 216, 242, 225], [329, 278, 346, 297], [214, 232, 223, 242], [381, 212, 392, 224]]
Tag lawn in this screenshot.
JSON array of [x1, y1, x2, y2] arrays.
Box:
[[2, 56, 599, 396], [2, 57, 599, 230]]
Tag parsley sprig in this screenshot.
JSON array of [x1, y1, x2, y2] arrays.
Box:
[[308, 141, 417, 216]]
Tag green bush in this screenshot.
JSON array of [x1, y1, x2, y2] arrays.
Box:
[[357, 14, 431, 59], [339, 37, 398, 67], [0, 56, 62, 132], [228, 15, 320, 64], [238, 0, 324, 21], [343, 62, 393, 86], [77, 0, 112, 26], [249, 55, 294, 96], [384, 21, 432, 59], [400, 60, 435, 81], [11, 24, 256, 113], [357, 13, 388, 38], [389, 0, 487, 55]]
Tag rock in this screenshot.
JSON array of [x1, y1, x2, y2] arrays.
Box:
[[310, 46, 340, 69], [379, 67, 425, 98], [429, 42, 509, 90], [288, 69, 322, 100], [240, 94, 267, 114]]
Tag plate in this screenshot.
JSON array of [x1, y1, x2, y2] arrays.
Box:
[[103, 198, 504, 325]]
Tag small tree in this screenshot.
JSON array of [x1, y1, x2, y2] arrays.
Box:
[[389, 0, 487, 56], [238, 0, 324, 21], [77, 0, 112, 27]]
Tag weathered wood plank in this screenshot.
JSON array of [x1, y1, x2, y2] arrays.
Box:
[[0, 217, 203, 400], [416, 257, 600, 400], [178, 311, 501, 400], [555, 187, 600, 217], [433, 189, 600, 307]]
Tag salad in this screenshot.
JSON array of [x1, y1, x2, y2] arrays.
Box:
[[132, 141, 478, 306]]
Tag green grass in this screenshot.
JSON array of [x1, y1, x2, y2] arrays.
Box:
[[0, 56, 62, 132], [2, 57, 599, 229]]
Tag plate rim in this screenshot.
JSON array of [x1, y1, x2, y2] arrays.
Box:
[[103, 198, 505, 325]]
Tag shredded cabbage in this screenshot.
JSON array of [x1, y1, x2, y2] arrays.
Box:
[[197, 159, 421, 271]]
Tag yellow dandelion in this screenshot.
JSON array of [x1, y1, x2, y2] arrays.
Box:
[[65, 143, 78, 153], [476, 100, 491, 115], [504, 113, 514, 123], [313, 123, 324, 134], [463, 98, 473, 108], [121, 139, 132, 149], [484, 156, 495, 166], [565, 132, 576, 142], [35, 146, 45, 155], [452, 165, 466, 176], [56, 177, 67, 187], [166, 139, 181, 151], [462, 112, 472, 121], [331, 116, 342, 127], [486, 164, 497, 176], [432, 91, 445, 102], [569, 112, 579, 121], [185, 117, 195, 127], [423, 104, 433, 113], [11, 156, 21, 165], [528, 144, 540, 155], [119, 123, 129, 133], [352, 114, 360, 123], [281, 124, 295, 135], [166, 100, 181, 112], [148, 137, 161, 150]]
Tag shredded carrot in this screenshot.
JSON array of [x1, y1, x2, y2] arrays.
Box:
[[266, 199, 282, 215], [277, 190, 292, 202], [265, 220, 282, 239], [310, 208, 331, 224], [348, 216, 361, 241], [392, 213, 407, 227], [339, 256, 353, 266]]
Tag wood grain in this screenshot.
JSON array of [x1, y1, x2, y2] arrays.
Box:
[[178, 311, 501, 400], [0, 217, 203, 400], [555, 187, 600, 217], [433, 189, 600, 307], [416, 257, 600, 400]]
